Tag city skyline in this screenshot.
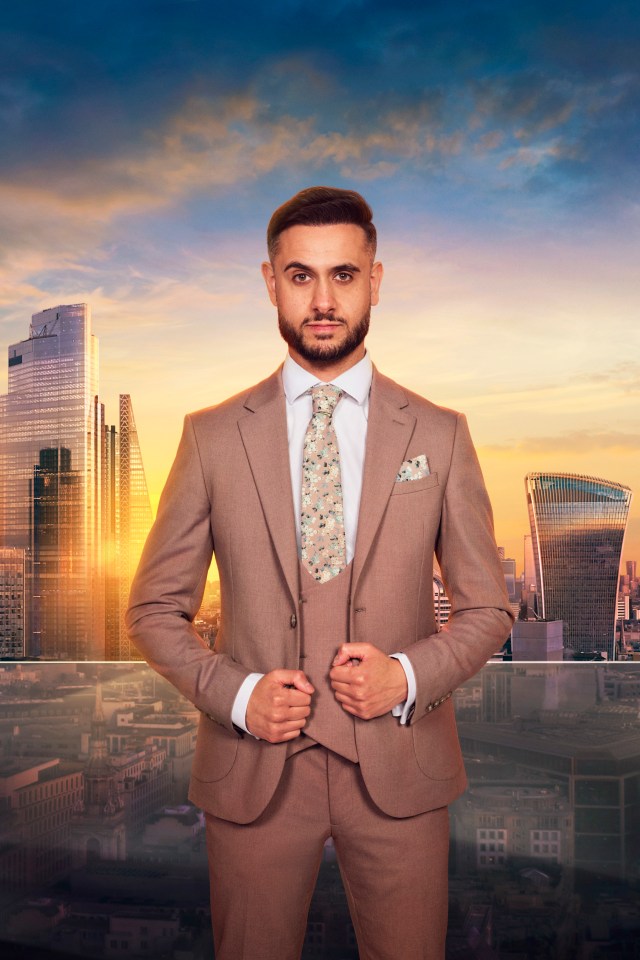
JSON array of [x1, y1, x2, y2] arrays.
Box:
[[0, 304, 631, 596], [0, 2, 638, 567], [1, 660, 640, 957]]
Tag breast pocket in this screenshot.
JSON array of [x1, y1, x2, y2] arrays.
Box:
[[390, 472, 439, 496]]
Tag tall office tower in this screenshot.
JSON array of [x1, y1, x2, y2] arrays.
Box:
[[117, 395, 153, 659], [0, 547, 26, 657], [501, 556, 518, 602], [0, 305, 105, 659], [104, 423, 120, 660], [526, 473, 632, 660], [627, 561, 637, 580]]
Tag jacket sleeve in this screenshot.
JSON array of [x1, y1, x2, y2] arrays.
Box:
[[402, 412, 514, 723], [125, 414, 251, 732]]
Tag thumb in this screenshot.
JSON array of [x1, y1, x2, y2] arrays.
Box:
[[332, 644, 359, 666], [291, 670, 315, 693]]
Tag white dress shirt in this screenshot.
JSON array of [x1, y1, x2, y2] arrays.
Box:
[[231, 351, 417, 736]]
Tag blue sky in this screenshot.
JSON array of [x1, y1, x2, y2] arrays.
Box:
[[1, 0, 638, 562]]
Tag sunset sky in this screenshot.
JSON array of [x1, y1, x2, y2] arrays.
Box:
[[1, 0, 638, 569]]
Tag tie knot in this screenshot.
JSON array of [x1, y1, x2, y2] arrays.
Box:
[[310, 384, 343, 417]]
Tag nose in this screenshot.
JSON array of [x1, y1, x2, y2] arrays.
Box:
[[310, 277, 336, 315]]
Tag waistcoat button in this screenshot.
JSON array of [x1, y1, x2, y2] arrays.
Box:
[[290, 613, 297, 628]]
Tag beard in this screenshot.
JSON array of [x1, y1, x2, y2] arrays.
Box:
[[278, 309, 370, 366]]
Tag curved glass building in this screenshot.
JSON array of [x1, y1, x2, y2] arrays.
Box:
[[526, 473, 632, 660]]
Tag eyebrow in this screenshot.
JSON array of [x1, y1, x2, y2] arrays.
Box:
[[283, 261, 362, 274]]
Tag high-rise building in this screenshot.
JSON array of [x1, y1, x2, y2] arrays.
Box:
[[0, 305, 103, 658], [118, 395, 153, 659], [526, 473, 632, 660], [0, 305, 152, 660]]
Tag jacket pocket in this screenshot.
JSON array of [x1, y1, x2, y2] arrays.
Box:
[[390, 472, 439, 496], [191, 714, 239, 782], [411, 697, 464, 780]]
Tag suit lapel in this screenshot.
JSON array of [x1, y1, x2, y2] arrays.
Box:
[[237, 367, 300, 607], [352, 367, 417, 594], [237, 363, 416, 605]]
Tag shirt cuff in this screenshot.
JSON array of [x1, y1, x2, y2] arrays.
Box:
[[231, 672, 264, 738], [389, 653, 416, 725]]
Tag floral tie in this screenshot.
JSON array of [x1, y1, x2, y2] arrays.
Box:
[[300, 384, 346, 581]]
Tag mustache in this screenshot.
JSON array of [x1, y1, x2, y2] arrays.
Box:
[[303, 313, 346, 325]]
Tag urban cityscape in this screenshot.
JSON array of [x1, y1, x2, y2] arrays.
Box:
[[1, 661, 640, 959], [0, 303, 638, 958], [0, 304, 636, 665]]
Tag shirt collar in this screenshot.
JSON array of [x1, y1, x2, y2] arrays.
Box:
[[282, 351, 372, 406]]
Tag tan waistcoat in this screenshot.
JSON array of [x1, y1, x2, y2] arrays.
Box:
[[286, 560, 357, 762]]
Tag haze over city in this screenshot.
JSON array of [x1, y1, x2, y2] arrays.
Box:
[[1, 1, 638, 565]]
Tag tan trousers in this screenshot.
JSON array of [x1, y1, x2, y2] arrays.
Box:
[[205, 745, 449, 960]]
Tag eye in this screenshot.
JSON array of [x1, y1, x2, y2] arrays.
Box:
[[292, 272, 310, 283], [335, 272, 352, 282]]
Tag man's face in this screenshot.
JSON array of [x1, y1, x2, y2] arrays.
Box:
[[261, 223, 383, 372]]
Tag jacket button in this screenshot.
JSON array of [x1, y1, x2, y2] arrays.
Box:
[[290, 613, 297, 628]]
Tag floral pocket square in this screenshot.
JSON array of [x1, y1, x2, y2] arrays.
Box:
[[395, 454, 430, 482]]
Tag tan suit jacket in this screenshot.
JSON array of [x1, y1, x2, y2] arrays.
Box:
[[126, 364, 513, 823]]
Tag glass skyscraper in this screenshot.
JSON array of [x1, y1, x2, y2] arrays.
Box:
[[0, 305, 103, 659], [117, 394, 153, 659], [526, 472, 632, 660], [0, 304, 153, 660]]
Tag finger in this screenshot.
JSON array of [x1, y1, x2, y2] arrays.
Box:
[[281, 688, 313, 706], [265, 715, 307, 736], [337, 700, 359, 716], [284, 705, 311, 721], [329, 664, 360, 683], [332, 645, 354, 666], [265, 727, 304, 744], [330, 679, 357, 695], [333, 690, 361, 708], [287, 670, 315, 694], [335, 642, 372, 661], [271, 668, 314, 693]]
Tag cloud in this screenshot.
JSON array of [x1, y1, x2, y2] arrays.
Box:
[[573, 362, 640, 393], [485, 430, 640, 455], [0, 94, 445, 229]]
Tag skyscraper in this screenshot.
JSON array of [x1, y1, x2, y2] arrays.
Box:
[[526, 472, 632, 660], [0, 305, 103, 659], [0, 304, 153, 660], [117, 395, 153, 659]]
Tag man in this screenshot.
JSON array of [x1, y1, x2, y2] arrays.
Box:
[[126, 186, 513, 960]]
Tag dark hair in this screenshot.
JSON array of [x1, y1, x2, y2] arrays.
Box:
[[267, 186, 377, 259]]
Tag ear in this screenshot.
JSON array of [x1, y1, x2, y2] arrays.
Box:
[[369, 260, 383, 306], [261, 261, 278, 306]]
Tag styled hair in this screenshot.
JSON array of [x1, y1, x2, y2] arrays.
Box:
[[267, 186, 377, 259]]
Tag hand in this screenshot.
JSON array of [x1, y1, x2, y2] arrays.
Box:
[[329, 642, 408, 720], [245, 670, 314, 743]]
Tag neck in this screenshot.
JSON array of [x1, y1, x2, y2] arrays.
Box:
[[288, 344, 365, 382]]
